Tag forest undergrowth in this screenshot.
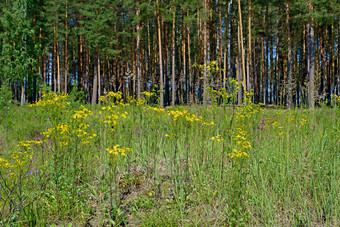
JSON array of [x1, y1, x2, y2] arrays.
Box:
[[0, 89, 339, 226]]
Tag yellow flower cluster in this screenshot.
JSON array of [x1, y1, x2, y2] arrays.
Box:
[[0, 156, 11, 168], [143, 106, 166, 113], [194, 61, 220, 72], [165, 133, 177, 140], [136, 98, 146, 106], [100, 91, 123, 103], [141, 91, 154, 97], [107, 145, 131, 161], [19, 140, 43, 150], [211, 134, 224, 143], [101, 103, 128, 131], [273, 121, 280, 127], [203, 121, 216, 126], [300, 119, 307, 126], [30, 92, 69, 109], [126, 96, 146, 106], [0, 140, 39, 171], [43, 123, 69, 138], [211, 89, 230, 99], [229, 102, 259, 159], [229, 149, 251, 159], [332, 94, 340, 104], [72, 105, 92, 119], [168, 109, 202, 123]]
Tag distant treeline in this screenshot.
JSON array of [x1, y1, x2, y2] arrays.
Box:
[[0, 0, 339, 107]]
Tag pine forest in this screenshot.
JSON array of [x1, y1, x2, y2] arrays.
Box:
[[0, 0, 339, 226]]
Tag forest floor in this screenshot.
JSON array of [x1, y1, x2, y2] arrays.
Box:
[[0, 93, 339, 226]]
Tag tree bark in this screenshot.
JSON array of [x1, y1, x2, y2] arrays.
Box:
[[227, 0, 233, 90], [136, 2, 141, 98], [187, 10, 193, 104], [64, 0, 68, 93], [237, 22, 242, 105], [265, 3, 269, 105], [203, 0, 208, 107], [98, 52, 101, 101], [182, 10, 187, 103], [247, 0, 251, 92], [307, 2, 315, 109], [286, 2, 292, 109], [156, 0, 164, 107], [238, 0, 246, 94], [91, 47, 99, 105], [338, 23, 340, 95], [218, 1, 222, 88], [171, 4, 176, 106]]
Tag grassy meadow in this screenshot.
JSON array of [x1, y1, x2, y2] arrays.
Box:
[[0, 92, 339, 226]]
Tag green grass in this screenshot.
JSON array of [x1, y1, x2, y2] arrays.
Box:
[[0, 97, 339, 226]]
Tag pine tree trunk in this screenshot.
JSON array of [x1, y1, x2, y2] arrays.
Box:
[[136, 2, 141, 98], [238, 0, 246, 94], [307, 2, 315, 109], [203, 0, 208, 107], [57, 46, 61, 93], [286, 2, 292, 109], [78, 35, 84, 91], [64, 0, 68, 93], [265, 3, 269, 105], [218, 1, 222, 88], [98, 51, 101, 101], [21, 80, 25, 105], [227, 0, 233, 91], [171, 5, 176, 106], [261, 37, 265, 104], [156, 0, 164, 107], [237, 22, 242, 105], [269, 38, 273, 104], [247, 0, 252, 92], [302, 24, 307, 102], [182, 10, 187, 104], [187, 10, 193, 104], [338, 23, 340, 95], [53, 41, 56, 93], [328, 23, 334, 104], [92, 48, 99, 105]]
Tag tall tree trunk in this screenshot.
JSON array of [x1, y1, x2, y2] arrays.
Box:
[[91, 47, 99, 105], [21, 80, 25, 105], [98, 52, 101, 101], [328, 23, 334, 104], [57, 45, 61, 93], [203, 0, 208, 107], [286, 2, 292, 109], [227, 0, 233, 90], [64, 0, 68, 93], [238, 0, 246, 94], [136, 2, 141, 98], [302, 24, 307, 103], [182, 10, 187, 104], [264, 3, 269, 105], [78, 35, 84, 91], [53, 41, 57, 93], [261, 37, 265, 104], [218, 1, 222, 88], [269, 38, 273, 104], [338, 23, 340, 95], [171, 4, 176, 106], [247, 0, 251, 92], [237, 22, 242, 105], [187, 10, 193, 104], [156, 0, 164, 107], [307, 2, 315, 109]]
